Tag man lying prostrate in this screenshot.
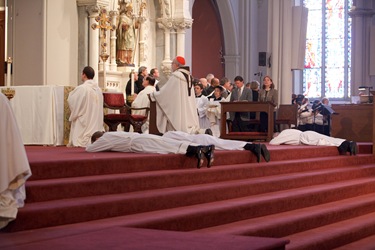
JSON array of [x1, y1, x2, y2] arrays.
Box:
[[270, 129, 357, 155], [86, 131, 215, 169], [163, 131, 270, 163], [0, 93, 32, 229]]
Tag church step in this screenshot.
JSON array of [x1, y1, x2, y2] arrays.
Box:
[[27, 145, 357, 181], [284, 211, 375, 250], [7, 176, 375, 232], [193, 192, 375, 237], [333, 233, 375, 250], [25, 156, 374, 202]]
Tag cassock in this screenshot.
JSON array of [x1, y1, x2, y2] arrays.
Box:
[[67, 79, 104, 147], [86, 131, 197, 154], [151, 67, 200, 134], [0, 93, 32, 229], [132, 85, 155, 133]]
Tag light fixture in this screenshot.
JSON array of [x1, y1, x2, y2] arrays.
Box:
[[358, 86, 373, 103]]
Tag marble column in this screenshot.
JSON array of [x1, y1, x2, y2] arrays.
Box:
[[349, 2, 375, 95], [173, 18, 192, 57], [87, 5, 100, 81], [157, 18, 173, 76], [109, 11, 118, 71]]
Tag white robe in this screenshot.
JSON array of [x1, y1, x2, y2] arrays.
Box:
[[207, 99, 223, 137], [163, 131, 247, 150], [67, 79, 104, 147], [0, 93, 32, 229], [151, 68, 200, 134], [132, 85, 155, 133], [86, 131, 197, 154], [270, 129, 345, 146], [195, 95, 210, 129]]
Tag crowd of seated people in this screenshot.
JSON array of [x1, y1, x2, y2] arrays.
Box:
[[294, 94, 332, 136]]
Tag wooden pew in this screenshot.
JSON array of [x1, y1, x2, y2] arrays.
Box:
[[331, 104, 373, 142]]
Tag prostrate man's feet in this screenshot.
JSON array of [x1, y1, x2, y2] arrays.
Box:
[[201, 145, 215, 168], [186, 145, 215, 168], [338, 141, 358, 156], [260, 144, 270, 162], [243, 143, 270, 163], [348, 141, 358, 155], [186, 146, 204, 168]]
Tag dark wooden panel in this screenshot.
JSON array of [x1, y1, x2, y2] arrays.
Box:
[[331, 104, 372, 142]]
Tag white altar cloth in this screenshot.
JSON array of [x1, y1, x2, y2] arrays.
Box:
[[1, 86, 65, 145]]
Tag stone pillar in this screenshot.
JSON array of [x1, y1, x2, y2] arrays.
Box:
[[137, 16, 147, 67], [174, 18, 192, 57], [109, 10, 118, 71], [349, 2, 375, 95], [87, 5, 100, 81], [157, 18, 174, 77]]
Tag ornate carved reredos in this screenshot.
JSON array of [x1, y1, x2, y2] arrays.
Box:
[[173, 18, 193, 30], [156, 18, 173, 30]]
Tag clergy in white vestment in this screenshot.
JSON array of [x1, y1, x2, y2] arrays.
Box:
[[0, 93, 32, 229], [150, 56, 200, 134], [194, 83, 210, 130], [86, 131, 215, 168], [67, 66, 104, 147], [131, 76, 156, 133]]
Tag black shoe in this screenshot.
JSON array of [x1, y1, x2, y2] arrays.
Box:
[[260, 144, 270, 162], [205, 128, 213, 136], [186, 146, 204, 168], [348, 141, 358, 156], [337, 141, 350, 155], [201, 145, 215, 168], [244, 143, 261, 163]]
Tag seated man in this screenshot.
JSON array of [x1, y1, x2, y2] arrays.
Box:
[[87, 131, 215, 169], [67, 66, 104, 147], [0, 93, 32, 229], [270, 129, 357, 155], [163, 131, 270, 163]]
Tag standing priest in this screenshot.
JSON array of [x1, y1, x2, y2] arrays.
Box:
[[150, 56, 200, 134]]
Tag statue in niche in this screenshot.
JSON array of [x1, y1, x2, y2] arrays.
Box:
[[116, 1, 139, 66]]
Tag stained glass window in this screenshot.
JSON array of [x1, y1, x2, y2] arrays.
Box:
[[303, 0, 352, 100]]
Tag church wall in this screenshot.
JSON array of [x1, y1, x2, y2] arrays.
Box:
[[45, 0, 78, 86], [11, 0, 44, 85], [9, 0, 78, 86]]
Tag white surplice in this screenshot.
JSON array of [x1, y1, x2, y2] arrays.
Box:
[[67, 79, 104, 147], [270, 129, 345, 146], [0, 93, 32, 229], [195, 95, 210, 130], [163, 131, 247, 150], [132, 85, 155, 133], [86, 131, 197, 154]]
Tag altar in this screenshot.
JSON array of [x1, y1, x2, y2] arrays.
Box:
[[1, 86, 68, 146]]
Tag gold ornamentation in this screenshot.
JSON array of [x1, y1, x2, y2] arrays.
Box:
[[1, 87, 16, 100]]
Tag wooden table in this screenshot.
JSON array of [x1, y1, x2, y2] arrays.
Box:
[[220, 101, 275, 141]]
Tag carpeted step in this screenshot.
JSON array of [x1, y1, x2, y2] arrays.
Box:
[[333, 233, 375, 250], [284, 211, 375, 250], [193, 192, 375, 237], [7, 176, 375, 232], [26, 145, 359, 180], [25, 155, 375, 203]]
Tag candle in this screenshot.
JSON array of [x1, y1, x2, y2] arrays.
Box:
[[131, 70, 135, 95]]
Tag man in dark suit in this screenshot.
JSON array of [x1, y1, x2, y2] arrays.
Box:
[[229, 76, 253, 132]]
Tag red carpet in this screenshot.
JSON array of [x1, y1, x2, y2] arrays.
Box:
[[0, 143, 374, 249]]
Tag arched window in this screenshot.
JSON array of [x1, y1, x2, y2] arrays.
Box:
[[302, 0, 353, 100]]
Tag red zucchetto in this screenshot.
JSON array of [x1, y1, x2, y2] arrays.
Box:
[[176, 56, 185, 66]]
